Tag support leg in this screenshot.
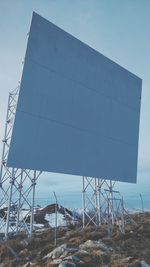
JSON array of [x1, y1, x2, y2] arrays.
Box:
[[5, 168, 15, 238], [29, 171, 36, 237], [82, 176, 85, 228]]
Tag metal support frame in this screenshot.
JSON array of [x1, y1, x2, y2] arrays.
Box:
[[82, 176, 101, 227], [0, 89, 127, 237], [0, 87, 42, 238], [0, 87, 19, 234], [82, 177, 125, 234], [102, 180, 125, 235]]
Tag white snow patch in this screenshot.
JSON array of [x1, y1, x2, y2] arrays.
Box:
[[0, 204, 7, 209], [35, 228, 48, 233], [33, 223, 44, 228], [45, 213, 67, 227]]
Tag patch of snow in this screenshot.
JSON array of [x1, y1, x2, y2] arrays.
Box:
[[73, 207, 89, 216], [35, 207, 43, 211], [19, 210, 30, 219], [35, 228, 47, 233], [0, 204, 7, 209], [44, 243, 67, 259], [75, 208, 83, 215], [45, 213, 67, 227], [33, 223, 44, 228]]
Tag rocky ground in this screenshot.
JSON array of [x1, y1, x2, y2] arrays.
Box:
[[0, 211, 150, 267]]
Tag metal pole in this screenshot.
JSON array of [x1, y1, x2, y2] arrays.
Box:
[[5, 168, 15, 238], [94, 178, 98, 225], [97, 179, 101, 226], [16, 170, 23, 233], [29, 171, 36, 237], [140, 193, 144, 213], [110, 180, 114, 225], [0, 94, 10, 183], [53, 191, 57, 246], [0, 93, 12, 207], [82, 176, 85, 228], [121, 197, 125, 234]]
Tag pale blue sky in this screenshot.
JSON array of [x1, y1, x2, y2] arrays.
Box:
[[0, 0, 149, 198]]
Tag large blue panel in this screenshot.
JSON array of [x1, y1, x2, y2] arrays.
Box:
[[7, 12, 142, 183]]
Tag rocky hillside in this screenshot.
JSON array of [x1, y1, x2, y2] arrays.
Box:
[[0, 212, 150, 266]]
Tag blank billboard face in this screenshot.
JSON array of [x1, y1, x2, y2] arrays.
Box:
[[7, 12, 142, 183]]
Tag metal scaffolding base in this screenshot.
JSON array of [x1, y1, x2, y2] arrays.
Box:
[[0, 87, 41, 238], [82, 177, 125, 234], [0, 88, 127, 238]]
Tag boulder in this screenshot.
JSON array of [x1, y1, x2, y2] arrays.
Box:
[[112, 256, 133, 267], [58, 261, 76, 267], [79, 239, 111, 252], [44, 244, 67, 259], [19, 248, 31, 258], [50, 258, 62, 265]]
